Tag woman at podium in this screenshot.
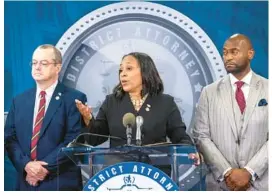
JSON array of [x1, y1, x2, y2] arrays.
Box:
[[75, 52, 193, 148]]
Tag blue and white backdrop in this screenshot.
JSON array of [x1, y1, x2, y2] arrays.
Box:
[[4, 0, 268, 191]]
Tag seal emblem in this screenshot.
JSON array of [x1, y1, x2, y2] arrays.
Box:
[[56, 2, 226, 133], [83, 162, 179, 191], [57, 2, 222, 189]]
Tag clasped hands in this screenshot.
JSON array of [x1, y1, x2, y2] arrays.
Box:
[[224, 168, 251, 191], [24, 161, 49, 186]]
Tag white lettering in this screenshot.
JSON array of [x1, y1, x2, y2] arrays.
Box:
[[119, 165, 123, 173], [133, 165, 138, 173], [146, 28, 151, 38], [88, 185, 95, 191], [185, 60, 196, 69], [105, 170, 110, 178], [71, 66, 79, 72], [141, 166, 145, 173], [153, 172, 159, 179], [154, 31, 161, 41], [191, 69, 200, 77], [166, 183, 173, 190], [81, 47, 90, 56], [66, 74, 76, 82], [178, 50, 189, 61], [171, 42, 180, 53], [162, 36, 170, 46], [98, 35, 104, 45], [92, 179, 99, 186], [147, 168, 152, 175], [98, 174, 105, 182], [75, 56, 84, 65], [135, 27, 141, 37], [107, 31, 113, 41], [111, 168, 117, 175], [89, 41, 99, 50], [159, 177, 166, 184]]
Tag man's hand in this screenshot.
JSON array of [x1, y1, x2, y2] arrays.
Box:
[[26, 174, 39, 187], [225, 168, 251, 191], [25, 161, 49, 181]]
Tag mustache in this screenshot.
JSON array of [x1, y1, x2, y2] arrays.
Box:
[[224, 62, 237, 66]]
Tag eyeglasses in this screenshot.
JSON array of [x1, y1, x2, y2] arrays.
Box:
[[29, 60, 59, 68]]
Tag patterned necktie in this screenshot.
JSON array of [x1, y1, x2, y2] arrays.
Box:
[[31, 91, 46, 160], [235, 81, 246, 114]]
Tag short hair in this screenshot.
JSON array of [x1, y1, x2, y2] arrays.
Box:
[[113, 52, 164, 99], [36, 44, 62, 64]]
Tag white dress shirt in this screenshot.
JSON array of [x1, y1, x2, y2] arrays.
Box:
[[229, 70, 252, 102]]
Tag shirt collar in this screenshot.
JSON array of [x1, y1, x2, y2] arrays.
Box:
[[229, 70, 253, 86], [37, 80, 58, 98]]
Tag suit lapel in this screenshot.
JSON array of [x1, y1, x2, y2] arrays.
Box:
[[218, 75, 239, 140], [240, 73, 262, 137], [26, 88, 36, 152], [39, 82, 65, 138]]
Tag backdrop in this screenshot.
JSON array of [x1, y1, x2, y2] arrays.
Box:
[[4, 0, 268, 191]]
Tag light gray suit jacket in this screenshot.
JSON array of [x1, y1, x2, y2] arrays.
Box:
[[193, 73, 268, 191]]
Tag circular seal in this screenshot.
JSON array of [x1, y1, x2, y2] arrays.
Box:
[[56, 1, 226, 135], [83, 162, 179, 191]]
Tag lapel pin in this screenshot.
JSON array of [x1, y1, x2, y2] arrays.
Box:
[[145, 107, 150, 112], [58, 92, 62, 96], [55, 96, 60, 100], [147, 104, 151, 108]]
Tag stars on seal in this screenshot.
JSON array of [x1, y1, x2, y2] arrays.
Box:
[[194, 83, 203, 92]]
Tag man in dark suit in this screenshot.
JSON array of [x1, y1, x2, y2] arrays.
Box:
[[5, 44, 87, 190]]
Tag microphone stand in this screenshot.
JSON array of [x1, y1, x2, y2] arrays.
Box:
[[126, 125, 132, 145]]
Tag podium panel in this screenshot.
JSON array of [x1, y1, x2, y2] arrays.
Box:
[[60, 144, 206, 191]]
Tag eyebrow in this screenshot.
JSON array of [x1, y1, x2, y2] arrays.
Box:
[[223, 47, 239, 51]]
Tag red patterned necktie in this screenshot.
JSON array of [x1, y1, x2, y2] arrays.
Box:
[[31, 91, 46, 160], [235, 81, 246, 114]]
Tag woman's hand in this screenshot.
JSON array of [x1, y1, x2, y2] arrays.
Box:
[[188, 152, 203, 166], [75, 99, 92, 126]]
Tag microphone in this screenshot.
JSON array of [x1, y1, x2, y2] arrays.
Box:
[[122, 113, 136, 145], [66, 133, 123, 147], [136, 116, 144, 146]]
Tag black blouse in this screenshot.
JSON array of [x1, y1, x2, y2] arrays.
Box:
[[84, 93, 192, 147]]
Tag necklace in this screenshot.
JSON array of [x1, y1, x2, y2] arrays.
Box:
[[130, 94, 148, 110]]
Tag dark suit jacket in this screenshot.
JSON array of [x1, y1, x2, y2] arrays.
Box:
[[85, 93, 192, 146], [84, 93, 192, 176], [5, 82, 87, 191]]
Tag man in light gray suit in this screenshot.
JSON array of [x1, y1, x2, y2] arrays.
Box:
[[193, 34, 268, 191]]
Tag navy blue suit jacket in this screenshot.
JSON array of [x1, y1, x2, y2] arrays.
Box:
[[5, 82, 87, 191]]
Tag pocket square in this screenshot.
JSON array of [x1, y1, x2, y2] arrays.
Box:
[[258, 98, 268, 106]]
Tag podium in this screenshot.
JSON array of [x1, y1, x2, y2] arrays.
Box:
[[60, 144, 206, 191]]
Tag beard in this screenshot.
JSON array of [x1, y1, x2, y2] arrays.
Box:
[[224, 62, 249, 74]]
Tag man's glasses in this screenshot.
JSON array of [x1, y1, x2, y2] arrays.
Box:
[[29, 60, 59, 68]]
